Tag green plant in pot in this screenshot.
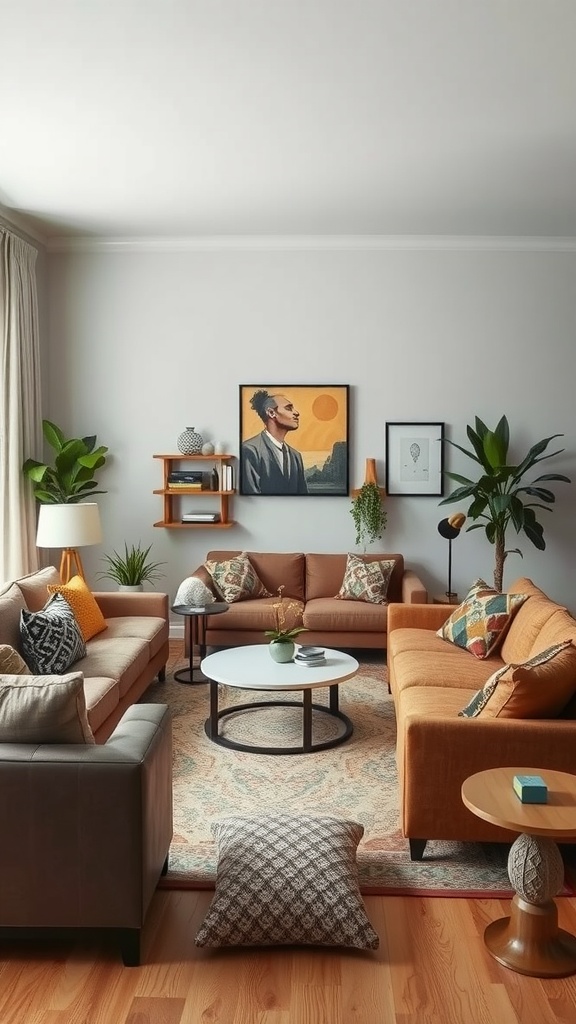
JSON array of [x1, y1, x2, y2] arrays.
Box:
[[23, 419, 109, 503], [97, 542, 166, 590], [351, 482, 387, 550], [440, 415, 571, 592], [265, 586, 308, 662]]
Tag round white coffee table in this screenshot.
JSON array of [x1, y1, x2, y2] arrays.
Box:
[[200, 645, 359, 755]]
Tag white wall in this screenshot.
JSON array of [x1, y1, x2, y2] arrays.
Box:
[[46, 242, 576, 620]]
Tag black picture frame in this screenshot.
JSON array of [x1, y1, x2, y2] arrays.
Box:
[[239, 384, 349, 496], [385, 421, 445, 496]]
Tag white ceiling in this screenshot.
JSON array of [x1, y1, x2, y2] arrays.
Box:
[[2, 1, 576, 244]]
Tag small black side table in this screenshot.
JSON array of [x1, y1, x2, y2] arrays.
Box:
[[171, 602, 229, 685]]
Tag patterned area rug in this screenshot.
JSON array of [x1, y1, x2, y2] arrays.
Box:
[[142, 648, 568, 897]]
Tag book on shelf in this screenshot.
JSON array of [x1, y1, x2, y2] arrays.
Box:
[[181, 512, 221, 523], [168, 471, 203, 483], [168, 482, 203, 489]]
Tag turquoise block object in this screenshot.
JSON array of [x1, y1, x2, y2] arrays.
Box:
[[513, 774, 548, 804]]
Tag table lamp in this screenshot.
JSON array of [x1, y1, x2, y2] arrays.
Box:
[[437, 512, 466, 601], [36, 502, 103, 583]]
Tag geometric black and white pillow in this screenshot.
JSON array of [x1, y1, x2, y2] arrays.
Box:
[[195, 813, 379, 949], [20, 593, 86, 674]]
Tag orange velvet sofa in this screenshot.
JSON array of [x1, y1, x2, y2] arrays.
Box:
[[387, 577, 576, 859]]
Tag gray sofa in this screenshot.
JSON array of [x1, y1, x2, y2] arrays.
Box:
[[0, 565, 170, 741]]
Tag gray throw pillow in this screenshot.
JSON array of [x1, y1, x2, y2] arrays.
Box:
[[20, 593, 86, 674], [195, 813, 379, 949]]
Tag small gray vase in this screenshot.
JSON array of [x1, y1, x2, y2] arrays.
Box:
[[177, 426, 204, 454]]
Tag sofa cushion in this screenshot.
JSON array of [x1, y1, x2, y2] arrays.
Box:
[[0, 671, 94, 743], [99, 615, 168, 658], [336, 554, 395, 604], [501, 595, 567, 665], [204, 552, 271, 604], [195, 814, 379, 950], [74, 637, 150, 698], [0, 644, 30, 674], [15, 565, 61, 611], [0, 585, 27, 651], [529, 608, 576, 656], [306, 552, 404, 602], [458, 641, 576, 719], [204, 551, 306, 602], [20, 593, 87, 674], [82, 676, 121, 734], [209, 597, 304, 633], [437, 578, 528, 659], [390, 641, 500, 694], [47, 574, 108, 641], [303, 597, 387, 633]]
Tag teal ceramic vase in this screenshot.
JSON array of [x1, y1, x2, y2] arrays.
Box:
[[268, 640, 295, 663]]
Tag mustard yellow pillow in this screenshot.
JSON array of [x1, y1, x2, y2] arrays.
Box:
[[459, 640, 576, 718], [47, 575, 107, 641]]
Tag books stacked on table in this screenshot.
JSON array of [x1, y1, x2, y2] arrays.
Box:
[[181, 511, 221, 523], [295, 645, 326, 666], [168, 470, 204, 490]]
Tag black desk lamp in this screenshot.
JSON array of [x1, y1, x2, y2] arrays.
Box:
[[437, 512, 466, 601]]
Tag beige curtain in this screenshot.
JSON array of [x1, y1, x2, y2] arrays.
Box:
[[0, 225, 42, 582]]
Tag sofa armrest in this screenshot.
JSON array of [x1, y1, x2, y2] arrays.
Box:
[[388, 602, 456, 633], [93, 590, 169, 619], [401, 571, 428, 604], [400, 711, 576, 840], [0, 704, 173, 931]]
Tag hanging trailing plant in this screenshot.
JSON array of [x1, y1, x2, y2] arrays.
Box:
[[350, 482, 387, 550]]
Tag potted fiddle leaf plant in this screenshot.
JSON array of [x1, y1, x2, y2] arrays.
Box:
[[23, 418, 109, 503], [97, 542, 166, 592], [440, 415, 571, 592]]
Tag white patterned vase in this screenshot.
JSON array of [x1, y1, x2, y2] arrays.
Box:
[[177, 426, 204, 454]]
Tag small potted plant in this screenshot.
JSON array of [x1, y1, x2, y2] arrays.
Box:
[[23, 418, 109, 503], [264, 586, 308, 662], [97, 542, 166, 591]]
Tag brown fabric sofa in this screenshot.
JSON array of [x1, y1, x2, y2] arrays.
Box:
[[0, 565, 169, 741], [387, 577, 576, 859], [192, 550, 427, 651]]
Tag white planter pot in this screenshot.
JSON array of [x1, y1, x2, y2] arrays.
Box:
[[119, 584, 144, 593]]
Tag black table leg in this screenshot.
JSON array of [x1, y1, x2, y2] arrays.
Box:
[[209, 680, 219, 738], [303, 689, 312, 752], [329, 683, 339, 713]]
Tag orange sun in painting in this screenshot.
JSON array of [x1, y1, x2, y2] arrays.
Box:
[[312, 394, 339, 421]]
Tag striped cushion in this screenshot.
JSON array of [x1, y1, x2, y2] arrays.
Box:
[[459, 640, 576, 718]]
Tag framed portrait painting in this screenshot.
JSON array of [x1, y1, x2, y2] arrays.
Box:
[[385, 422, 445, 496], [239, 384, 349, 496]]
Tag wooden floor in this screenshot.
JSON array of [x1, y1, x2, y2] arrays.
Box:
[[1, 889, 576, 1023]]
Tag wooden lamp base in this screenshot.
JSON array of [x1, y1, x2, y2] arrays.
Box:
[[59, 548, 86, 584]]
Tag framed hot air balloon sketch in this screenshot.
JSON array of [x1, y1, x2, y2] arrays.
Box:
[[385, 422, 445, 496]]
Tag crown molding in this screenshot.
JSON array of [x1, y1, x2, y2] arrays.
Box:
[[0, 206, 48, 249], [47, 234, 576, 254]]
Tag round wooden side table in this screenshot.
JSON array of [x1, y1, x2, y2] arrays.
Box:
[[462, 766, 576, 977], [171, 602, 229, 684]]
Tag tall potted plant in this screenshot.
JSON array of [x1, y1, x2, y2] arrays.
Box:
[[440, 415, 571, 592]]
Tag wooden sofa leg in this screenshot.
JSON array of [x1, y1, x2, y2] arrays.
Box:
[[157, 666, 166, 682], [119, 927, 141, 967], [161, 855, 169, 876], [409, 839, 427, 860]]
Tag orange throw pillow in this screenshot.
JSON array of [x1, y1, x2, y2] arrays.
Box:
[[47, 575, 107, 641]]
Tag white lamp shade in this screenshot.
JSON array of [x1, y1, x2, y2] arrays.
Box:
[[36, 502, 103, 549]]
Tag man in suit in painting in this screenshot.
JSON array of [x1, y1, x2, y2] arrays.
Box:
[[241, 389, 309, 495]]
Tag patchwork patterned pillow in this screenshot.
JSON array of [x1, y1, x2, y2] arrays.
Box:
[[20, 593, 87, 674], [195, 814, 379, 949], [437, 578, 528, 659], [204, 552, 271, 604], [0, 644, 30, 675], [47, 574, 107, 641], [459, 640, 576, 718], [336, 554, 395, 604], [0, 671, 94, 743]]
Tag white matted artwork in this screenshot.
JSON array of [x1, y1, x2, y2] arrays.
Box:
[[385, 422, 445, 496]]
